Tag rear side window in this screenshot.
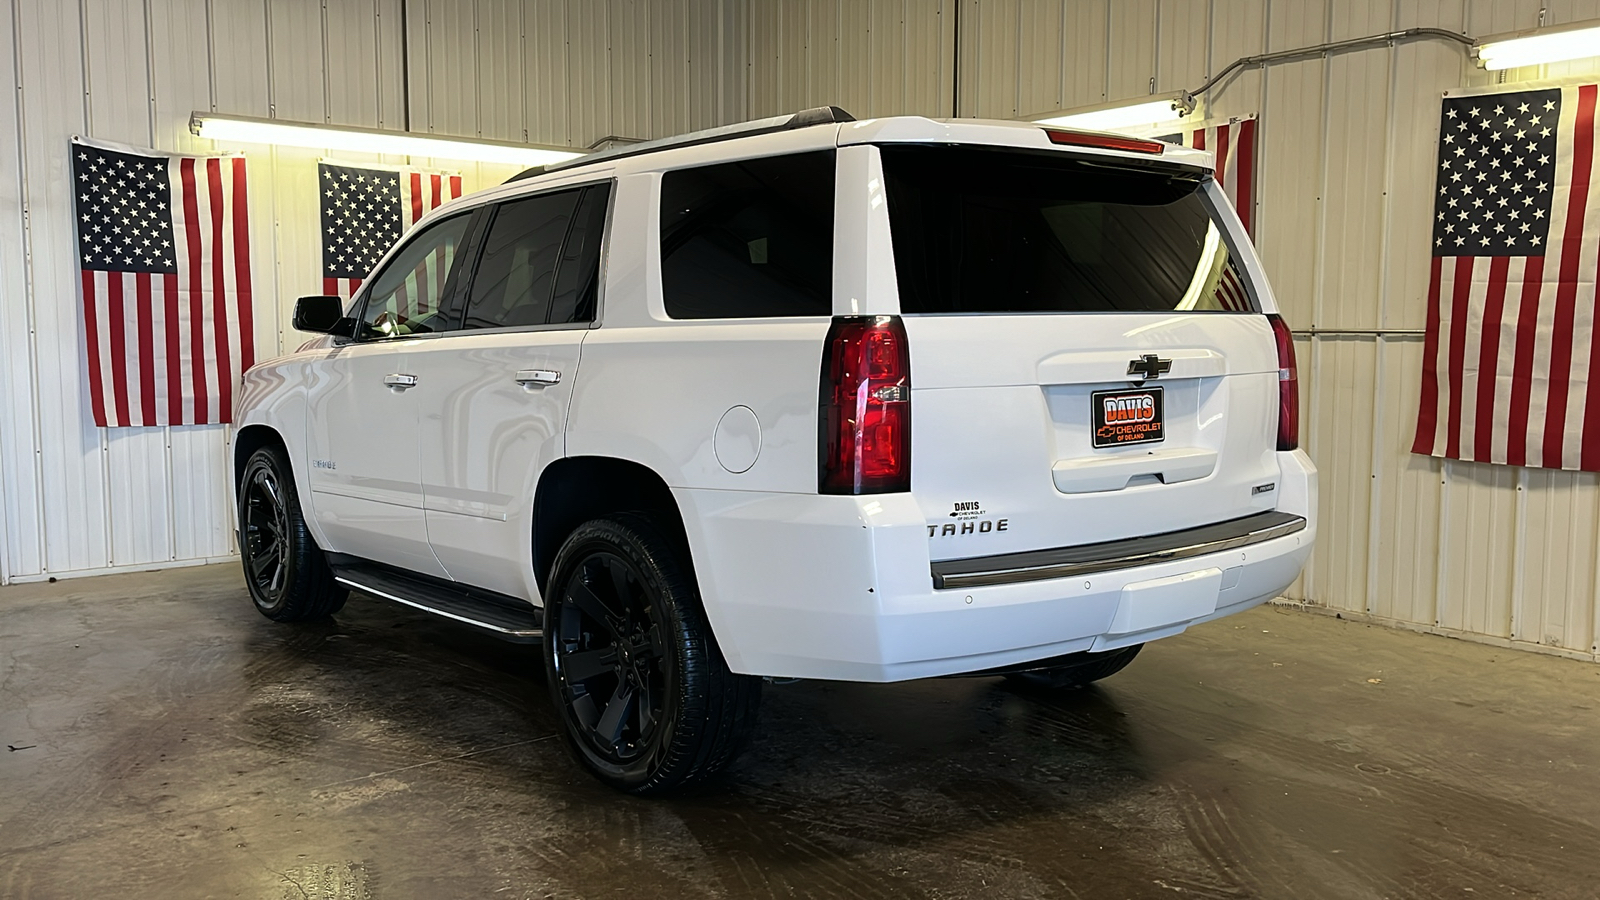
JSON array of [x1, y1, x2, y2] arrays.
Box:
[[880, 145, 1257, 315], [463, 190, 579, 330], [659, 151, 835, 319], [462, 184, 610, 330]]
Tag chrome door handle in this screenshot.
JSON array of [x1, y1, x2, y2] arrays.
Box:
[[514, 369, 562, 387], [383, 373, 419, 391]]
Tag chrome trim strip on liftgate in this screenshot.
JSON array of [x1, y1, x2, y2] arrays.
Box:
[[931, 510, 1307, 590], [334, 576, 544, 640]]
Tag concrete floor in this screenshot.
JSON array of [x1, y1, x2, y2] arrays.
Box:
[[1, 567, 1598, 899]]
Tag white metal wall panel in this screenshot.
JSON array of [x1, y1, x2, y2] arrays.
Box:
[[524, 0, 572, 145], [1059, 0, 1108, 110], [743, 0, 950, 121], [1156, 0, 1209, 96], [21, 0, 107, 576], [565, 0, 612, 145], [0, 0, 33, 583], [476, 0, 525, 141], [1105, 0, 1155, 102], [0, 0, 740, 583]]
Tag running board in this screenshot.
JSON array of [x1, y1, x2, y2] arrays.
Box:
[[330, 561, 543, 643]]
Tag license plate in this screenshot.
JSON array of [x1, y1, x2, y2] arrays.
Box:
[[1091, 387, 1165, 448]]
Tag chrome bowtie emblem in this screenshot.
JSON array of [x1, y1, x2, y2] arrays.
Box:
[[1127, 354, 1172, 380]]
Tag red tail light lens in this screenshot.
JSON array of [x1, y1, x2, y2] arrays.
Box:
[[820, 316, 911, 494], [1268, 314, 1299, 451]]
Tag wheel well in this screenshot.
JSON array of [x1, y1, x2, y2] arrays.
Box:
[[233, 425, 286, 492], [532, 457, 692, 592]]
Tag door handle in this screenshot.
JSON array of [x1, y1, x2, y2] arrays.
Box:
[[514, 369, 562, 387], [383, 373, 419, 391]]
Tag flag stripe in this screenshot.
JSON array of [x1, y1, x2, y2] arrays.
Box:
[[1444, 256, 1474, 460], [1473, 257, 1511, 461], [207, 159, 233, 423], [1504, 257, 1541, 466], [81, 270, 108, 428], [232, 156, 255, 371], [1541, 86, 1594, 469], [1235, 119, 1256, 235], [106, 272, 131, 427], [135, 272, 156, 425], [1413, 256, 1445, 455], [163, 273, 181, 426]]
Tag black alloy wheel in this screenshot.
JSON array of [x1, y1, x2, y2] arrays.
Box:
[[237, 446, 346, 622], [241, 463, 292, 601], [544, 515, 760, 793], [552, 550, 669, 765]]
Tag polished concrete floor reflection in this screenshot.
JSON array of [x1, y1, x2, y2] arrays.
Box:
[[2, 564, 1599, 899]]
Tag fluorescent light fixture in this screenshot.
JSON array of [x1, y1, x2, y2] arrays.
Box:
[[1475, 19, 1600, 70], [1032, 93, 1195, 133], [189, 113, 586, 167]]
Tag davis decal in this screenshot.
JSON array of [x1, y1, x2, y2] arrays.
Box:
[[1092, 386, 1165, 448]]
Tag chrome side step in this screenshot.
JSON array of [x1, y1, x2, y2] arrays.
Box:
[[330, 561, 542, 643], [930, 511, 1307, 590]]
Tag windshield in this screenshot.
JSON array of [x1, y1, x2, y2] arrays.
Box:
[[879, 145, 1255, 315]]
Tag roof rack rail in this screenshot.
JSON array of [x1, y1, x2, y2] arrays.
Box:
[[504, 106, 855, 184]]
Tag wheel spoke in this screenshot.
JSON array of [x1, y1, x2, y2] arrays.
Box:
[[248, 548, 276, 579], [562, 646, 616, 683], [566, 579, 618, 630], [268, 556, 286, 593], [594, 683, 635, 746], [606, 556, 633, 610], [255, 471, 282, 509]]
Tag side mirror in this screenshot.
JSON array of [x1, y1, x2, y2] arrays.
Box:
[[292, 295, 351, 336]]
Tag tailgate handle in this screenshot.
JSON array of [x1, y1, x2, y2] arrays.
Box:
[[1052, 447, 1218, 494]]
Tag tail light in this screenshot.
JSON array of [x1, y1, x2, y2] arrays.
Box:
[[819, 316, 911, 494], [1268, 314, 1299, 451]]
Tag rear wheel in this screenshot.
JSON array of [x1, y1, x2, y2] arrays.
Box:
[[238, 446, 347, 621], [543, 514, 760, 794], [1003, 644, 1143, 690]]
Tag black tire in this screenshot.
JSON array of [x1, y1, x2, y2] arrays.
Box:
[[543, 513, 761, 794], [1003, 644, 1143, 690], [237, 445, 347, 622]]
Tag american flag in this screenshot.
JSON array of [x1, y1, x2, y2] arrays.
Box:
[[1412, 85, 1598, 471], [1173, 117, 1256, 312], [1189, 115, 1256, 236], [71, 138, 254, 427], [319, 162, 463, 308]]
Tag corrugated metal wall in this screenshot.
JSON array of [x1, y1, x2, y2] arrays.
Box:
[[745, 0, 1600, 662], [0, 0, 742, 584], [7, 0, 1600, 664]]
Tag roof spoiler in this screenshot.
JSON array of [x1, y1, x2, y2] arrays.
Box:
[[505, 106, 855, 184]]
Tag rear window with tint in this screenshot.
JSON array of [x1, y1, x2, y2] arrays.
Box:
[[879, 145, 1256, 315], [659, 151, 835, 319]]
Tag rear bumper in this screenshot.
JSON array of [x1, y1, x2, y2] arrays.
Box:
[[677, 449, 1317, 682]]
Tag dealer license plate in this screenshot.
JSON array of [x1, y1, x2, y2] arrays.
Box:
[[1091, 387, 1165, 449]]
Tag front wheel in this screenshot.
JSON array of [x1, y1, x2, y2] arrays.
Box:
[[543, 514, 761, 794], [237, 445, 347, 621]]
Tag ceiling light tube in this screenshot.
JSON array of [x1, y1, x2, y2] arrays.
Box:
[[1475, 19, 1600, 70], [189, 113, 586, 167], [1031, 92, 1195, 133]]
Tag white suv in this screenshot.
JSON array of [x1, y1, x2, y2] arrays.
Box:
[[234, 107, 1316, 793]]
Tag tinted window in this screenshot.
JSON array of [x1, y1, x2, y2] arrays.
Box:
[[880, 145, 1257, 314], [462, 190, 581, 330], [358, 213, 472, 340], [549, 185, 610, 325], [659, 151, 834, 319]]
